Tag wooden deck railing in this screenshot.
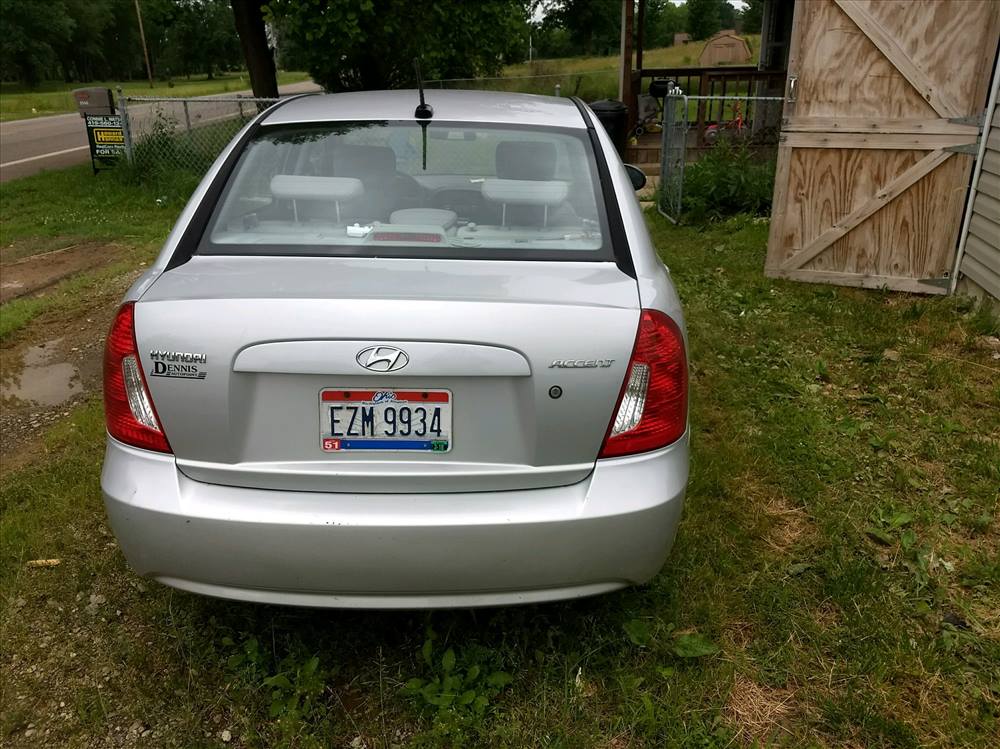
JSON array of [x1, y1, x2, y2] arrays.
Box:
[[630, 65, 787, 137]]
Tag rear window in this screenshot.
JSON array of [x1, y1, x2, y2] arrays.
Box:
[[198, 121, 613, 262]]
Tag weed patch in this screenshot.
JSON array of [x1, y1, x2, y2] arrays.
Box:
[[682, 142, 776, 222]]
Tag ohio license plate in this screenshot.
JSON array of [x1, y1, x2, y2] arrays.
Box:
[[319, 389, 451, 452]]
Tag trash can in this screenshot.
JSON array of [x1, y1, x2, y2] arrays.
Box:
[[589, 99, 628, 157]]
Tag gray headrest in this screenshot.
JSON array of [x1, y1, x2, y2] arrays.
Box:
[[270, 175, 364, 201], [482, 179, 568, 206]]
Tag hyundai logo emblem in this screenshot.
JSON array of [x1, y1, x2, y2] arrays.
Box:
[[356, 345, 409, 372]]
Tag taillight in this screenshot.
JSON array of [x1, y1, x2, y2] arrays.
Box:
[[599, 309, 688, 458], [103, 302, 171, 453]]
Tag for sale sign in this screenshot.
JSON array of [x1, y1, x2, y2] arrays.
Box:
[[85, 114, 125, 172]]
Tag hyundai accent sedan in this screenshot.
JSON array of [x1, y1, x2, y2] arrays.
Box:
[[101, 90, 689, 608]]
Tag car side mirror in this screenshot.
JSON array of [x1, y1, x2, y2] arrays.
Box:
[[624, 164, 647, 191]]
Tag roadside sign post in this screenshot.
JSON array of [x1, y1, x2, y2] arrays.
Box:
[[73, 87, 128, 173], [84, 114, 126, 173]]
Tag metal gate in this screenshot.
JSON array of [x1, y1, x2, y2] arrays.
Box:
[[657, 91, 785, 223]]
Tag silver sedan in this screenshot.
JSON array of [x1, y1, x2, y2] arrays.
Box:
[[101, 89, 689, 608]]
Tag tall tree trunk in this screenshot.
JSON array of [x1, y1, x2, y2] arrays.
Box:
[[230, 0, 279, 98]]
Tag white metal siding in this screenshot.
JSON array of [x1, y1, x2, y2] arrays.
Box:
[[958, 69, 1000, 300]]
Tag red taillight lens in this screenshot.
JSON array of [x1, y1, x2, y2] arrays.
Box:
[[103, 303, 171, 453], [599, 309, 688, 458]]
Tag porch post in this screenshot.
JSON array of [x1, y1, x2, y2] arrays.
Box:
[[619, 0, 634, 103], [636, 0, 645, 73]]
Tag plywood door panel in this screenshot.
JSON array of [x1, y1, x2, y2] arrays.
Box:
[[805, 154, 972, 278], [765, 0, 1000, 293]]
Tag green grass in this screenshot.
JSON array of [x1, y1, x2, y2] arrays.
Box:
[[0, 164, 192, 340], [443, 39, 761, 100], [3, 211, 998, 747], [504, 37, 761, 78], [0, 164, 193, 247], [0, 71, 311, 121]]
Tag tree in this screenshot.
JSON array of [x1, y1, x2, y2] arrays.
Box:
[[162, 0, 241, 79], [717, 0, 737, 31], [740, 0, 765, 34], [0, 0, 75, 85], [687, 0, 721, 41], [530, 21, 575, 60], [643, 0, 688, 48], [541, 0, 621, 58], [54, 0, 113, 82], [231, 0, 278, 97], [0, 0, 244, 86], [267, 0, 529, 92]]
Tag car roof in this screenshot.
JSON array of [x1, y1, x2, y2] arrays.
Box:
[[262, 89, 589, 129]]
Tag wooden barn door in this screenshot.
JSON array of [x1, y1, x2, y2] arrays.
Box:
[[765, 0, 1000, 294]]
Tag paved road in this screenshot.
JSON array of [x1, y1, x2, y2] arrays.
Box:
[[0, 81, 321, 182]]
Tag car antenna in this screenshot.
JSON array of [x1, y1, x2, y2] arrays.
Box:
[[413, 58, 433, 170], [413, 58, 433, 119]]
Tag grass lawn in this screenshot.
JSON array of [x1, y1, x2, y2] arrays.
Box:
[[2, 181, 997, 747], [467, 38, 761, 100], [0, 165, 195, 342], [0, 71, 311, 121]]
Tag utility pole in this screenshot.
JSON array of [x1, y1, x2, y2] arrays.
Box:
[[134, 0, 154, 88]]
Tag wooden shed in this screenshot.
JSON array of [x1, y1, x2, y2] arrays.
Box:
[[764, 0, 1000, 296], [697, 33, 752, 67]]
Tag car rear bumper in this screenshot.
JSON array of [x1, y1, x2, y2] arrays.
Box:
[[101, 435, 688, 608]]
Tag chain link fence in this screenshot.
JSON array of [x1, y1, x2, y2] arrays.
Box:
[[657, 92, 785, 222], [120, 95, 278, 176], [116, 86, 786, 220]]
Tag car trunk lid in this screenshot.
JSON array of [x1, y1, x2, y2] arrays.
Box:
[[135, 255, 639, 493]]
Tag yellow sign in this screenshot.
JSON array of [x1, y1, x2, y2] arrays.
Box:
[[94, 128, 124, 145], [84, 114, 126, 171]]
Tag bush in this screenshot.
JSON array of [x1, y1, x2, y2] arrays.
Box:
[[682, 140, 775, 222]]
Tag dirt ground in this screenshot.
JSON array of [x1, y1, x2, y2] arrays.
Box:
[[0, 243, 128, 303], [0, 243, 141, 466]]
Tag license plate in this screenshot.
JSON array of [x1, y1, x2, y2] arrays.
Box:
[[319, 389, 451, 452]]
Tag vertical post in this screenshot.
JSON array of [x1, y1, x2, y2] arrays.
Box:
[[117, 86, 134, 163], [618, 0, 634, 104], [658, 91, 672, 219], [679, 94, 688, 216], [555, 83, 561, 97], [696, 73, 709, 147], [635, 0, 645, 73], [134, 0, 154, 88], [237, 95, 246, 121], [183, 100, 192, 134]]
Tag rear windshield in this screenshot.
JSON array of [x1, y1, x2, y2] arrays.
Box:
[[198, 121, 613, 262]]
